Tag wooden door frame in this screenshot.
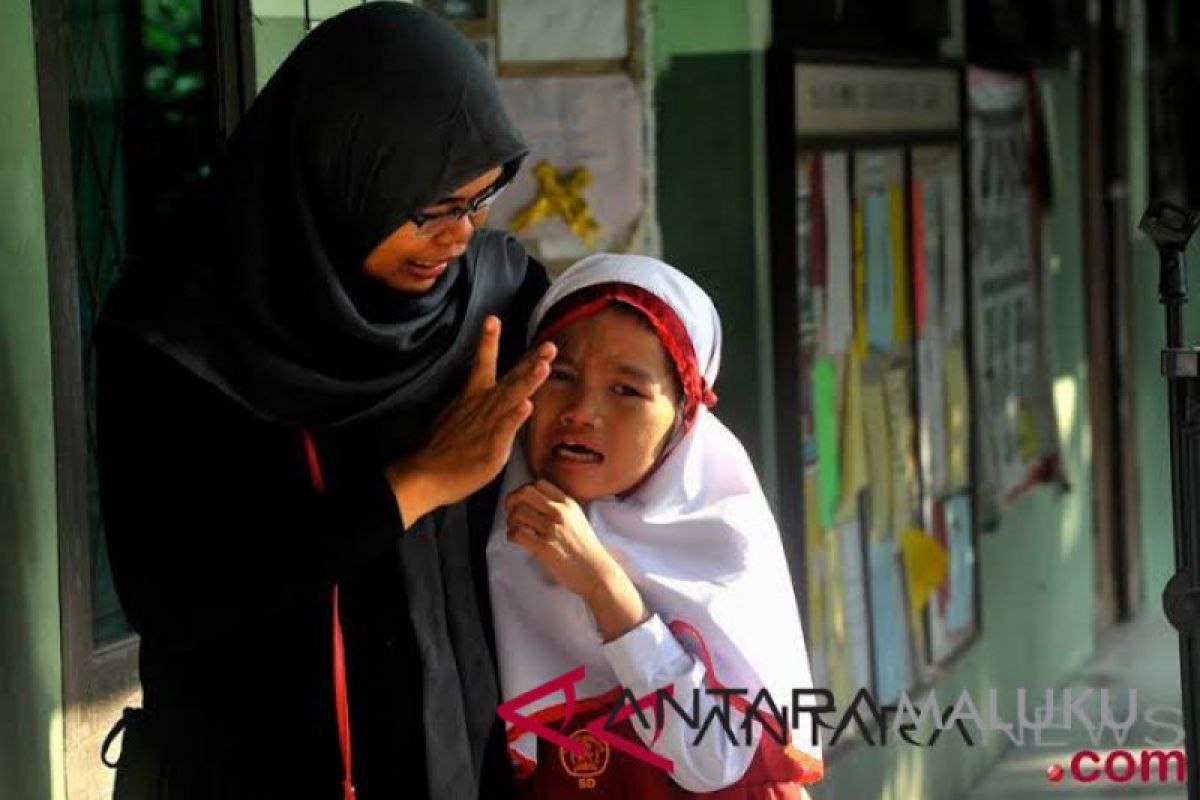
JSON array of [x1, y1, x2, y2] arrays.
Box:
[[30, 0, 254, 795], [1080, 0, 1142, 634]]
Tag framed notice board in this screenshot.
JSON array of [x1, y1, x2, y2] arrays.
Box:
[[766, 53, 982, 747]]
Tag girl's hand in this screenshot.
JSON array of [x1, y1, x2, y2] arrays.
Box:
[[506, 480, 614, 596], [506, 479, 648, 640], [385, 316, 555, 527]]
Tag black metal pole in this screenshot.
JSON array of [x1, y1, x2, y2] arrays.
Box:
[[1140, 199, 1200, 800]]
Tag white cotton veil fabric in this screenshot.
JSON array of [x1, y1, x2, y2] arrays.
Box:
[[487, 254, 821, 771]]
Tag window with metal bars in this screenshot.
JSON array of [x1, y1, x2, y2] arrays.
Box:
[[65, 0, 237, 646]]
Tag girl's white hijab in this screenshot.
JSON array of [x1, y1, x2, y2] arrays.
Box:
[[487, 253, 821, 771]]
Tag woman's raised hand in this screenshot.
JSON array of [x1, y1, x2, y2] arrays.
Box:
[[385, 316, 555, 528]]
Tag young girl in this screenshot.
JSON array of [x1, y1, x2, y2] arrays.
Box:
[[487, 254, 824, 798]]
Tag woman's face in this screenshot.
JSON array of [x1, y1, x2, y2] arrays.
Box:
[[362, 166, 503, 293], [526, 307, 680, 502]]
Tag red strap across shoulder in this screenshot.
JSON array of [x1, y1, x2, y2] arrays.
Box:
[[301, 429, 356, 800]]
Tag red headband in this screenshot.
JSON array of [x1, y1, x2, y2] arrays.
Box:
[[533, 282, 718, 427]]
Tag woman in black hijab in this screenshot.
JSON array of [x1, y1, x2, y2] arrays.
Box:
[[96, 4, 550, 798]]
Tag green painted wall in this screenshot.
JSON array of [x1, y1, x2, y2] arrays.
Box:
[[252, 15, 307, 91], [655, 0, 778, 499], [0, 2, 66, 800]]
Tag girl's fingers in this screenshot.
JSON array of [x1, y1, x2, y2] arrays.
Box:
[[507, 485, 559, 521], [508, 504, 553, 538], [533, 479, 568, 503], [507, 524, 542, 551]]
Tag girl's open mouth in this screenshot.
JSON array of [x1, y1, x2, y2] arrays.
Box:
[[551, 441, 604, 463]]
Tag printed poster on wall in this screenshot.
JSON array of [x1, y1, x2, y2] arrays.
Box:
[[488, 75, 646, 269], [967, 67, 1064, 520]]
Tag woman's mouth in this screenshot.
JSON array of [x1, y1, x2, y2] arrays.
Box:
[[404, 259, 449, 279]]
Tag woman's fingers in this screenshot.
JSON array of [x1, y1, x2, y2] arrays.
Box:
[[465, 316, 501, 395], [488, 400, 532, 461], [401, 338, 556, 512], [492, 342, 555, 410], [477, 349, 551, 459]]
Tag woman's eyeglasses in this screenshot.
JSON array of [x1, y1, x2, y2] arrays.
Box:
[[411, 179, 508, 238]]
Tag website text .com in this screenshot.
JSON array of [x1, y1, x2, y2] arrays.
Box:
[[1045, 749, 1186, 784]]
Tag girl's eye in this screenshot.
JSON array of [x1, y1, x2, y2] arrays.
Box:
[[549, 367, 573, 381], [614, 384, 645, 398]]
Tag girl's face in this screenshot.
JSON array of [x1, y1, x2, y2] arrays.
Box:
[[361, 166, 502, 293], [526, 307, 681, 502]]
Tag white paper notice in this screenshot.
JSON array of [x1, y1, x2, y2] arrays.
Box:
[[941, 170, 965, 337], [499, 0, 628, 63], [839, 518, 873, 695], [823, 151, 853, 354], [490, 75, 644, 255], [917, 327, 948, 499]]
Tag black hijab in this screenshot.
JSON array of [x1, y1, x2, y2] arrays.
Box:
[[100, 3, 530, 456]]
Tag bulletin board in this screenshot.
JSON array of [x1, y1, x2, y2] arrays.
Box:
[[421, 0, 656, 273], [767, 55, 982, 745]]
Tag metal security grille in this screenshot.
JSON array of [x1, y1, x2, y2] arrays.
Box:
[[68, 0, 133, 647], [65, 0, 219, 646]]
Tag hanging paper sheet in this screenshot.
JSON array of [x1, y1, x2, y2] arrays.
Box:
[[863, 193, 893, 352], [968, 67, 1064, 515], [838, 350, 868, 520], [911, 178, 930, 332], [813, 357, 841, 529], [889, 187, 911, 345], [912, 146, 960, 333], [852, 202, 868, 358], [900, 527, 949, 614], [838, 518, 873, 699], [862, 379, 891, 543], [823, 527, 855, 706], [797, 155, 821, 342], [855, 149, 905, 355], [498, 0, 629, 63], [490, 75, 644, 263], [929, 493, 976, 660], [917, 327, 949, 499], [943, 493, 976, 632], [942, 169, 965, 338], [804, 471, 826, 689], [868, 540, 913, 706], [944, 343, 971, 490], [823, 152, 854, 354], [883, 367, 915, 537]]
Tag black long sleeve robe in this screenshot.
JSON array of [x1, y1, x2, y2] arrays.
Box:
[[97, 264, 546, 800]]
